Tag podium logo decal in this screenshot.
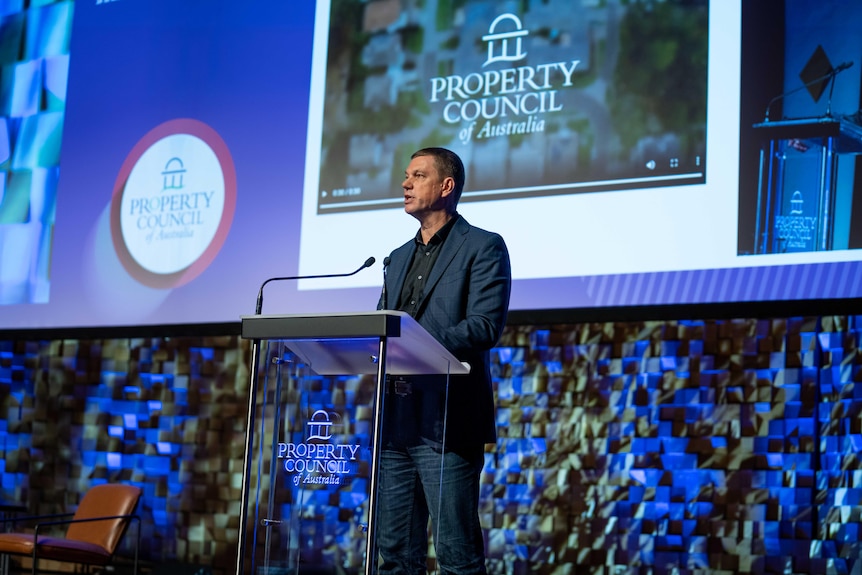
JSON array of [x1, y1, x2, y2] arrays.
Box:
[[775, 189, 816, 250], [110, 118, 236, 288], [278, 409, 362, 486]]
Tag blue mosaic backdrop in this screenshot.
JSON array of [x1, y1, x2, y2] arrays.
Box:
[[2, 316, 862, 574]]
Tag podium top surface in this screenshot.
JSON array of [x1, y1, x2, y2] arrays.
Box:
[[241, 310, 402, 340], [752, 116, 862, 153], [240, 311, 470, 376]]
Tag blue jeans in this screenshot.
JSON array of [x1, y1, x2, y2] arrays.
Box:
[[376, 444, 487, 575]]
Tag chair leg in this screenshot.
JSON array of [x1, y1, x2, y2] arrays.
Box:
[[132, 516, 140, 575]]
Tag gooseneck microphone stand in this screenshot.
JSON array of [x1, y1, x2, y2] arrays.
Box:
[[380, 257, 391, 309], [763, 61, 854, 122], [235, 257, 375, 575]]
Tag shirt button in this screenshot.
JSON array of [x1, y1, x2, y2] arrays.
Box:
[[418, 275, 423, 279]]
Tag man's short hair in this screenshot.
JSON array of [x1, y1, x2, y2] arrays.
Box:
[[412, 147, 465, 210]]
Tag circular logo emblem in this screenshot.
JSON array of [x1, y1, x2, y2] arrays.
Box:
[[110, 119, 236, 288]]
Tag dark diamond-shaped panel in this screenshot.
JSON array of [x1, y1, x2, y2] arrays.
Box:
[[800, 44, 833, 102]]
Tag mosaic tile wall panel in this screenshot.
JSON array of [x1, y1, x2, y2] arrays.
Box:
[[0, 335, 249, 570], [1, 315, 862, 574]]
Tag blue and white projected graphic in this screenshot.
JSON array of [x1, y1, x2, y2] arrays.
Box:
[[0, 1, 71, 306]]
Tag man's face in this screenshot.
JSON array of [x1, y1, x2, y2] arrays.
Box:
[[402, 155, 452, 220]]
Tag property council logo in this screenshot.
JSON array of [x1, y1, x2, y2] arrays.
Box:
[[110, 118, 236, 288], [429, 12, 581, 144], [278, 410, 362, 487]]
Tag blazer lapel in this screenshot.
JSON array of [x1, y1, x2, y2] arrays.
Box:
[[415, 217, 469, 312]]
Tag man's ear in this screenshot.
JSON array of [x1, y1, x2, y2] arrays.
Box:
[[440, 176, 455, 198]]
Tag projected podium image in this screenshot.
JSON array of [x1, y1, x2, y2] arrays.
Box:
[[237, 311, 468, 575], [750, 116, 862, 254]]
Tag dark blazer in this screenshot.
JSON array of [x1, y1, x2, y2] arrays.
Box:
[[378, 214, 511, 447]]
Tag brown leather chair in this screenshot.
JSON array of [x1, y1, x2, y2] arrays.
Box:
[[0, 483, 142, 575]]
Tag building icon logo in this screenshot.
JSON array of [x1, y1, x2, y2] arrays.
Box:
[[482, 13, 528, 67], [161, 158, 186, 191], [307, 410, 335, 441], [790, 190, 804, 215]]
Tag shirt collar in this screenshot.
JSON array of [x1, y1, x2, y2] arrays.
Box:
[[413, 212, 460, 246]]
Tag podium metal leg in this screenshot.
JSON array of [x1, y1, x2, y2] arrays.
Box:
[[363, 337, 388, 575], [236, 338, 263, 575]]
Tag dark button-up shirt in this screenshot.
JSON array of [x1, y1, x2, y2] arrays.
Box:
[[396, 213, 460, 317]]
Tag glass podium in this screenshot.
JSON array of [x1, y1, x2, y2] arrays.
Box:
[[235, 311, 469, 575], [751, 116, 862, 254]]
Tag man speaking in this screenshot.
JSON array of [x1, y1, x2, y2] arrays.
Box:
[[377, 147, 512, 574]]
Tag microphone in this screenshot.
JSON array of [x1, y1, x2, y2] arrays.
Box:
[[764, 60, 855, 122], [255, 256, 376, 314], [381, 256, 391, 309]]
